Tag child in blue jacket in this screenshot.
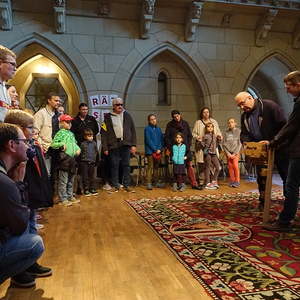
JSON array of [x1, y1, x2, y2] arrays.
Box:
[[172, 132, 187, 192]]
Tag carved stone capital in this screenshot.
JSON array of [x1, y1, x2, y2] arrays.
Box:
[[293, 20, 300, 49], [98, 0, 110, 16], [185, 1, 203, 42], [0, 0, 12, 31], [255, 9, 278, 47], [140, 0, 156, 39], [53, 2, 66, 34]]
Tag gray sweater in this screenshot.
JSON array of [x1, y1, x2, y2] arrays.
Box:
[[223, 128, 242, 156]]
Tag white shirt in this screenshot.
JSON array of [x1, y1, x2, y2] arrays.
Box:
[[0, 81, 11, 122], [111, 111, 124, 139]]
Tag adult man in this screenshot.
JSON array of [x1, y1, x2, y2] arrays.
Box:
[[264, 71, 300, 231], [0, 123, 45, 287], [0, 45, 17, 121], [144, 114, 164, 190], [33, 92, 60, 173], [101, 98, 137, 192], [71, 103, 99, 145], [165, 110, 202, 190], [235, 91, 288, 207]]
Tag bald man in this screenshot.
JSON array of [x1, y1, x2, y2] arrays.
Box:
[[235, 91, 288, 208]]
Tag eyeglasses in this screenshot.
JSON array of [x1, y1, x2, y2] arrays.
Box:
[[2, 61, 17, 68], [13, 138, 31, 146], [114, 103, 123, 106]]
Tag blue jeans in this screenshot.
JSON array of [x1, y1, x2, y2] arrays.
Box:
[[110, 146, 131, 188], [0, 225, 44, 283], [58, 170, 75, 202], [279, 158, 300, 224]]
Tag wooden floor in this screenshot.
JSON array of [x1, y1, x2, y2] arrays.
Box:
[[0, 180, 263, 300]]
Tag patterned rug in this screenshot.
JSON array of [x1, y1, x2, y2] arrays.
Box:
[[126, 192, 300, 300]]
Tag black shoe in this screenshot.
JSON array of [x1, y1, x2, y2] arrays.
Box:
[[11, 272, 36, 288], [76, 188, 82, 195], [84, 190, 91, 196], [192, 185, 203, 190], [26, 262, 52, 277], [124, 186, 136, 193], [263, 221, 292, 232], [90, 189, 98, 195]]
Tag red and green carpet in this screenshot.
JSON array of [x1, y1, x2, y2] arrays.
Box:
[[126, 192, 300, 300]]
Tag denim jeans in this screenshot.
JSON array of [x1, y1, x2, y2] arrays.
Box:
[[279, 158, 300, 224], [58, 170, 75, 202], [110, 146, 131, 188], [0, 225, 44, 283]]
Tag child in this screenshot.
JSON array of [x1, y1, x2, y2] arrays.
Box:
[[172, 132, 187, 192], [51, 114, 81, 206], [223, 118, 242, 187], [80, 128, 99, 196], [201, 122, 222, 190]]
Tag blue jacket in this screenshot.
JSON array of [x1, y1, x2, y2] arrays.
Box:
[[144, 125, 164, 155], [172, 144, 186, 165]]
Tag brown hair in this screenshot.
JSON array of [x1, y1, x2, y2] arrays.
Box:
[[204, 122, 214, 134], [283, 71, 300, 85], [0, 45, 16, 61], [4, 109, 34, 128], [174, 132, 184, 143]]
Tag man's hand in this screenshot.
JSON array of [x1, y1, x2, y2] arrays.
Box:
[[131, 146, 137, 155], [156, 149, 161, 154], [258, 140, 270, 145], [104, 150, 109, 155], [8, 161, 27, 182]]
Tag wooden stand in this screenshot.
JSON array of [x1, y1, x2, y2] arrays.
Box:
[[244, 142, 275, 224]]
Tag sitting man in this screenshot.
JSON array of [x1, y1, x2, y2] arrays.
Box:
[[0, 123, 47, 288]]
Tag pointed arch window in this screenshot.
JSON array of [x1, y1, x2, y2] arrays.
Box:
[[158, 71, 169, 105]]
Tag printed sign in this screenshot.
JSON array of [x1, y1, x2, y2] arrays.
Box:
[[89, 95, 100, 108]]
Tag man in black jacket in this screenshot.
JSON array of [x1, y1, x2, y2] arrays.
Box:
[[0, 123, 44, 288], [101, 98, 137, 192], [165, 110, 202, 190], [264, 71, 300, 231], [235, 92, 288, 207]]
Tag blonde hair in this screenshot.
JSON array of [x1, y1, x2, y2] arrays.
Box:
[[4, 109, 34, 128], [0, 45, 16, 61], [283, 71, 300, 85]]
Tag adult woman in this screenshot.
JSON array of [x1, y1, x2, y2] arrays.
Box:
[[192, 107, 222, 185]]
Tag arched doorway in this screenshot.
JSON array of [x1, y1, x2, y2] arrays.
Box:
[[125, 49, 204, 147], [247, 55, 294, 116], [8, 42, 81, 115]]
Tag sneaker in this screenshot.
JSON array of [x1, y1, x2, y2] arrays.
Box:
[[90, 189, 98, 195], [147, 183, 153, 190], [27, 262, 52, 277], [232, 182, 240, 188], [179, 183, 186, 192], [108, 187, 119, 194], [35, 223, 44, 230], [228, 182, 234, 187], [69, 197, 80, 204], [205, 183, 217, 190], [124, 186, 136, 193], [84, 190, 91, 196], [11, 272, 36, 288], [211, 181, 219, 189], [263, 221, 292, 232], [192, 185, 203, 190], [61, 200, 72, 207], [172, 183, 178, 192], [102, 183, 112, 191]]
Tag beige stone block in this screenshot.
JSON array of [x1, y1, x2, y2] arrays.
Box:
[[113, 37, 134, 55], [95, 37, 113, 54], [198, 27, 225, 44], [198, 43, 217, 60], [176, 95, 198, 111], [231, 72, 248, 94], [137, 63, 151, 77], [72, 35, 95, 53], [94, 73, 115, 90], [216, 44, 233, 61], [172, 79, 196, 96], [83, 54, 104, 72], [233, 46, 250, 62], [154, 29, 179, 44], [207, 60, 225, 77], [209, 94, 220, 111], [128, 78, 156, 94], [249, 46, 266, 63], [126, 94, 157, 108], [104, 55, 124, 73], [218, 94, 236, 111], [111, 69, 131, 92], [225, 29, 255, 46], [119, 49, 143, 73], [67, 16, 104, 35], [217, 78, 234, 94], [135, 36, 158, 56], [103, 19, 137, 37], [225, 61, 241, 77]]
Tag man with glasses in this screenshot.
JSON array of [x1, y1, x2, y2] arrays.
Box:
[[0, 45, 17, 122], [234, 91, 288, 208], [101, 98, 137, 192], [0, 123, 45, 288]]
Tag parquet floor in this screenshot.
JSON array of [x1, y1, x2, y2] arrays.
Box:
[[0, 180, 263, 300]]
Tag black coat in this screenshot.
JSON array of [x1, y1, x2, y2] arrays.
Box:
[[273, 96, 300, 158], [101, 111, 137, 151], [164, 119, 192, 151], [71, 114, 99, 145], [24, 145, 53, 209], [240, 99, 286, 143]]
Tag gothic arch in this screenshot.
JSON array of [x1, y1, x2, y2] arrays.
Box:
[[112, 42, 218, 108]]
